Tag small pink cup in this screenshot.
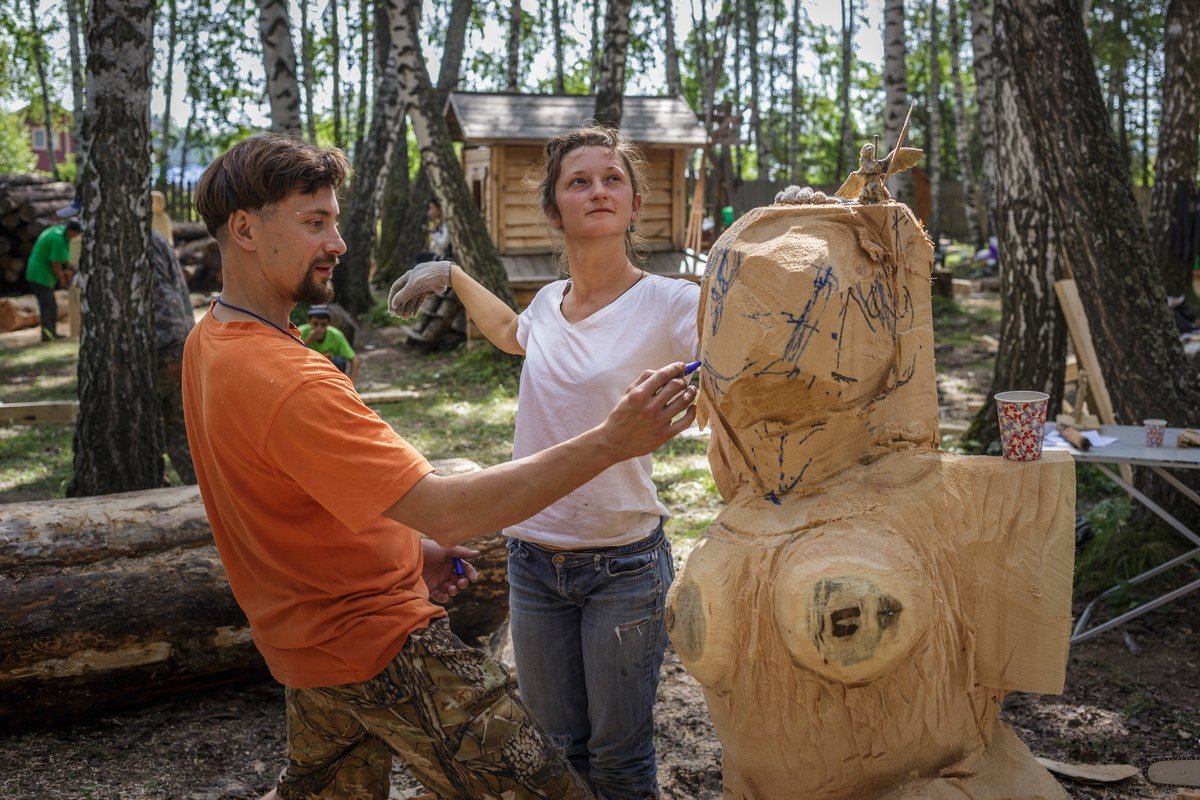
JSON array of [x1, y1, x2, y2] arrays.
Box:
[[1144, 419, 1167, 448], [995, 391, 1050, 461]]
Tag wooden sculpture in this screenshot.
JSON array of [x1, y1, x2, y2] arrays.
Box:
[[665, 163, 1075, 799]]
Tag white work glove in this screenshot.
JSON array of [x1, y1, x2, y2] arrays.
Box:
[[388, 260, 454, 319]]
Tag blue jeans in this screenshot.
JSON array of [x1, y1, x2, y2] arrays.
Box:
[[506, 525, 674, 800]]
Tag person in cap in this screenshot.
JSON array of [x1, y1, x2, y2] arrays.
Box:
[[25, 220, 81, 341], [299, 305, 358, 385]]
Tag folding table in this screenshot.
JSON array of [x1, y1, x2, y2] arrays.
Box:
[[1044, 425, 1200, 643]]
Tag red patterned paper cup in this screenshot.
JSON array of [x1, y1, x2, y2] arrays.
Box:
[[995, 391, 1050, 461], [1144, 419, 1167, 448]]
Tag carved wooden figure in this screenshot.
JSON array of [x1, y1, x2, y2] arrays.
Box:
[[665, 195, 1075, 799]]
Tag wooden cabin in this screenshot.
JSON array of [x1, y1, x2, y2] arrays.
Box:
[[445, 91, 707, 306]]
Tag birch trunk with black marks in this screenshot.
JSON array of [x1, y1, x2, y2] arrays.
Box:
[[28, 0, 60, 180], [259, 0, 302, 134], [989, 0, 1200, 453], [334, 0, 402, 314], [837, 0, 854, 181], [331, 0, 344, 149], [506, 0, 521, 91], [300, 0, 318, 141], [66, 0, 86, 153], [591, 0, 601, 91], [156, 0, 176, 187], [1148, 0, 1200, 298], [745, 0, 763, 176], [378, 0, 471, 285], [0, 461, 510, 730], [594, 0, 634, 128], [948, 0, 982, 247], [552, 0, 565, 93], [391, 0, 515, 308], [928, 0, 942, 252], [970, 0, 998, 240], [664, 0, 683, 96], [68, 0, 161, 497], [884, 0, 910, 202], [963, 0, 1067, 449]]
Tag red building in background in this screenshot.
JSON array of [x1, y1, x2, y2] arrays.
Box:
[[22, 105, 76, 174]]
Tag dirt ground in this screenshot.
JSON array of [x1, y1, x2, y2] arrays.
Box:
[[1, 298, 1197, 798]]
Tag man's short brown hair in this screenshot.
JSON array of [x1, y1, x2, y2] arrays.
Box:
[[193, 134, 351, 237]]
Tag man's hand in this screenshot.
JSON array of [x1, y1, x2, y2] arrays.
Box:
[[388, 261, 454, 319], [420, 539, 479, 603], [597, 363, 699, 462]]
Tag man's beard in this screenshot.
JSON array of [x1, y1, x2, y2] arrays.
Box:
[[294, 258, 336, 305]]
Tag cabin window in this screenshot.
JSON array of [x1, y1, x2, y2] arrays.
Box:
[[32, 128, 46, 150]]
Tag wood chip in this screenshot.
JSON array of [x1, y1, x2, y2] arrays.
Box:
[[1035, 757, 1139, 784]]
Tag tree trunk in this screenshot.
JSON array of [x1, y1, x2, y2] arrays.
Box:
[[963, 0, 1068, 450], [765, 0, 780, 175], [552, 0, 565, 93], [356, 0, 370, 152], [928, 0, 941, 252], [506, 0, 521, 91], [157, 0, 176, 187], [28, 0, 61, 181], [300, 0, 318, 142], [992, 0, 1200, 433], [970, 0, 998, 242], [594, 0, 635, 128], [948, 0, 982, 247], [67, 0, 86, 154], [837, 0, 854, 181], [69, 0, 161, 498], [391, 0, 515, 308], [334, 0, 402, 314], [0, 460, 510, 731], [884, 0, 910, 202], [789, 0, 801, 181], [332, 0, 344, 149], [733, 0, 744, 180], [258, 0, 302, 134], [591, 0, 601, 91], [745, 0, 762, 177], [1140, 48, 1150, 188], [1148, 0, 1200, 299], [664, 0, 683, 96]]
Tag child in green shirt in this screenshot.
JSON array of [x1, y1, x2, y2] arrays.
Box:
[[299, 306, 359, 385]]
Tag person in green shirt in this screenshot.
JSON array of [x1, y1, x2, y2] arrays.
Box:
[[299, 305, 359, 384], [25, 221, 81, 341]]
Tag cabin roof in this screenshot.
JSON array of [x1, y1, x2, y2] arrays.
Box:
[[445, 92, 706, 147]]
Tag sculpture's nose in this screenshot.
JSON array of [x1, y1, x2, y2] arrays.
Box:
[[773, 533, 932, 686]]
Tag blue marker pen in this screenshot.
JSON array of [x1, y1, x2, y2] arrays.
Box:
[[452, 557, 466, 577], [684, 360, 702, 376]]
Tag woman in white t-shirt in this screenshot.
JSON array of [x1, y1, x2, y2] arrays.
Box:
[[388, 125, 699, 800]]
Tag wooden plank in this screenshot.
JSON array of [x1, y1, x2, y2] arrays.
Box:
[[357, 389, 421, 405], [494, 146, 507, 253], [672, 148, 686, 248], [0, 401, 79, 425]]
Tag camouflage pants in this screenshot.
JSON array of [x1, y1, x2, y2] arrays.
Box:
[[277, 618, 596, 800]]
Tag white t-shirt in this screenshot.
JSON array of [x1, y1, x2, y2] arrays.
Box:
[[508, 273, 701, 548]]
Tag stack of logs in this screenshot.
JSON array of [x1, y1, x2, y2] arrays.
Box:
[[0, 174, 74, 286], [173, 220, 222, 292]]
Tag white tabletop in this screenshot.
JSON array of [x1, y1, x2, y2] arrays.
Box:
[[1043, 424, 1200, 469]]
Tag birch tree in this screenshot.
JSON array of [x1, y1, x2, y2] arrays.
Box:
[[259, 0, 302, 133], [594, 0, 634, 127], [927, 0, 941, 251], [883, 0, 909, 201], [300, 0, 317, 141], [27, 0, 61, 179], [551, 0, 565, 93], [156, 0, 177, 186], [1148, 0, 1200, 298], [837, 0, 855, 180], [331, 0, 343, 149], [970, 0, 997, 240], [69, 0, 162, 496], [66, 0, 86, 158], [664, 0, 682, 96], [947, 0, 981, 246], [506, 0, 521, 91]]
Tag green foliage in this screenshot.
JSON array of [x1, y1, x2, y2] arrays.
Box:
[[1074, 493, 1192, 597], [0, 109, 37, 173]]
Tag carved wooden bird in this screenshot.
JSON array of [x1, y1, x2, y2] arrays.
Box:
[[835, 105, 922, 204]]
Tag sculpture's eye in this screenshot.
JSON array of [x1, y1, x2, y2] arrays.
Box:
[[665, 536, 740, 694], [772, 534, 932, 686]]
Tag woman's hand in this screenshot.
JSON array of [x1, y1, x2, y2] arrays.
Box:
[[420, 539, 480, 603], [388, 261, 454, 319]]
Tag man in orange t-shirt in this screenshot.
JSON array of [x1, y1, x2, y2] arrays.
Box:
[[182, 134, 698, 800]]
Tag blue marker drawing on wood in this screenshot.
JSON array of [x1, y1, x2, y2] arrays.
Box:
[[706, 246, 744, 339]]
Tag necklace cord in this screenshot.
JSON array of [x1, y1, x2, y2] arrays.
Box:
[[215, 296, 307, 347]]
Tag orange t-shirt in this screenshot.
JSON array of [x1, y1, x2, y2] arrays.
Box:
[[182, 308, 441, 688]]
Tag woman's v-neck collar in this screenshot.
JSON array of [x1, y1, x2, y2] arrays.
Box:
[[556, 271, 648, 328]]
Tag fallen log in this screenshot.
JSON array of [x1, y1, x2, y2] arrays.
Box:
[[18, 198, 72, 222], [172, 221, 210, 242], [0, 458, 510, 730], [0, 291, 69, 332]]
